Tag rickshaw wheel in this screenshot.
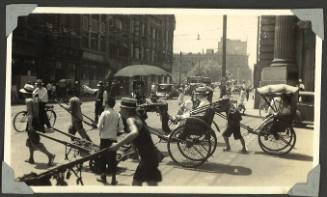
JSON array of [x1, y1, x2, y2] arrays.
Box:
[[167, 117, 213, 168], [258, 121, 296, 155]]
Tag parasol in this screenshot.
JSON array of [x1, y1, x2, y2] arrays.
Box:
[[114, 64, 170, 77]]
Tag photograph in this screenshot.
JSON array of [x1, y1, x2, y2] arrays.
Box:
[[3, 7, 322, 194]]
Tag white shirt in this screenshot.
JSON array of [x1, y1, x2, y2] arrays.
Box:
[[97, 108, 124, 140], [33, 87, 48, 103]]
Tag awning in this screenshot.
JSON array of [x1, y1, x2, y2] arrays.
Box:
[[114, 64, 170, 77]]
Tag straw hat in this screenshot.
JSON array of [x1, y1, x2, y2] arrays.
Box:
[[19, 84, 34, 94]]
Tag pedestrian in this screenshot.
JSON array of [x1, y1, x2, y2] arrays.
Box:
[[95, 81, 105, 125], [33, 79, 52, 130], [177, 87, 185, 106], [222, 101, 248, 153], [238, 81, 247, 114], [25, 97, 55, 166], [46, 83, 53, 99], [96, 97, 124, 185], [109, 97, 162, 186], [61, 95, 92, 142]]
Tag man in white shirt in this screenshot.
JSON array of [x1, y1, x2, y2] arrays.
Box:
[[97, 97, 124, 185], [33, 79, 51, 129]]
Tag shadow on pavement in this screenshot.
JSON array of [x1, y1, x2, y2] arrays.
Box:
[[34, 162, 58, 170], [254, 152, 313, 161], [166, 161, 252, 176]]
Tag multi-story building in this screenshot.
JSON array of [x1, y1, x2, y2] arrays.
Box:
[[12, 14, 175, 98], [172, 39, 252, 83], [253, 15, 316, 107]]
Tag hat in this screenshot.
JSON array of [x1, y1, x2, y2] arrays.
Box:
[[96, 81, 104, 87], [194, 86, 210, 95], [35, 79, 43, 84], [19, 84, 34, 94], [120, 97, 137, 109]]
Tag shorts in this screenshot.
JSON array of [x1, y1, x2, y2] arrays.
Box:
[[133, 160, 162, 183], [223, 126, 242, 140]]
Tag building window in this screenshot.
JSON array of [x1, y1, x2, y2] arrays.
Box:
[[82, 16, 89, 30], [135, 48, 140, 60], [152, 28, 156, 40], [82, 34, 89, 48], [130, 20, 134, 33], [134, 20, 140, 37], [115, 19, 123, 30], [91, 33, 98, 50], [151, 50, 155, 62], [91, 17, 99, 32], [100, 36, 105, 52], [100, 22, 105, 34], [141, 23, 145, 37], [130, 43, 134, 58], [140, 46, 144, 60]]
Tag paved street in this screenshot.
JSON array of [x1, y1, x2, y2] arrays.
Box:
[[8, 90, 315, 187]]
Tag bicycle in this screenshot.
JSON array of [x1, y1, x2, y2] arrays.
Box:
[[13, 105, 57, 132]]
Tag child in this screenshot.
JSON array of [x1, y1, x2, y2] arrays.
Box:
[[110, 98, 162, 186], [63, 96, 92, 142], [222, 102, 248, 153], [96, 97, 124, 185], [25, 98, 55, 166]]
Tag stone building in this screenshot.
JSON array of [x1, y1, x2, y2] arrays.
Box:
[[12, 14, 175, 96], [172, 39, 251, 83], [253, 15, 316, 107]]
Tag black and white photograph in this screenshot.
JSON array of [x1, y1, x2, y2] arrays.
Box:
[[3, 7, 322, 194]]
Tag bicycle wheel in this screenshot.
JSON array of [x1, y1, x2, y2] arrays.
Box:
[[258, 121, 296, 155], [167, 118, 212, 168], [258, 103, 269, 118], [13, 111, 28, 132], [46, 110, 57, 127]]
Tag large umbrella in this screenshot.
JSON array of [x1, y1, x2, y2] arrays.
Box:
[[114, 64, 170, 77]]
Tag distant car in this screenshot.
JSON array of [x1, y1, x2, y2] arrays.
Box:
[[295, 91, 314, 127], [156, 84, 178, 99]]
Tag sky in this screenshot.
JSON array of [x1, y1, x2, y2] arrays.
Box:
[[173, 15, 258, 70]]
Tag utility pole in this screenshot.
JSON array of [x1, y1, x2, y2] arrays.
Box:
[[179, 51, 182, 84], [222, 15, 227, 79]]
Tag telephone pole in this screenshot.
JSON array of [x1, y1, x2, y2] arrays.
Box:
[[222, 15, 227, 79]]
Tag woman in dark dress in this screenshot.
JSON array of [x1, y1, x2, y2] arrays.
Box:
[[25, 98, 55, 166], [110, 97, 162, 186]]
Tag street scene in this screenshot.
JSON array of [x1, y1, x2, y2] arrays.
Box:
[[7, 11, 317, 190]]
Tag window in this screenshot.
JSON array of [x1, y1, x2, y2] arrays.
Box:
[[91, 18, 99, 32], [140, 46, 144, 60], [100, 36, 105, 51], [130, 43, 134, 58], [130, 20, 134, 33], [91, 33, 98, 50], [141, 23, 145, 37], [135, 48, 140, 60], [100, 22, 105, 34], [152, 28, 156, 40], [115, 19, 123, 30], [82, 34, 89, 48]]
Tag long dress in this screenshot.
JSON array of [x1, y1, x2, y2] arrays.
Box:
[[131, 117, 162, 182]]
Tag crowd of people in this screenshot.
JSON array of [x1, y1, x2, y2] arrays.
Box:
[[17, 76, 300, 186]]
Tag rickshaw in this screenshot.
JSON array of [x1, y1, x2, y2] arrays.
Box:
[[250, 84, 298, 155], [161, 84, 299, 167]]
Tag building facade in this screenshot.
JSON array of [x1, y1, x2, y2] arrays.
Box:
[[172, 39, 251, 83], [12, 14, 175, 97], [253, 15, 316, 107]]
